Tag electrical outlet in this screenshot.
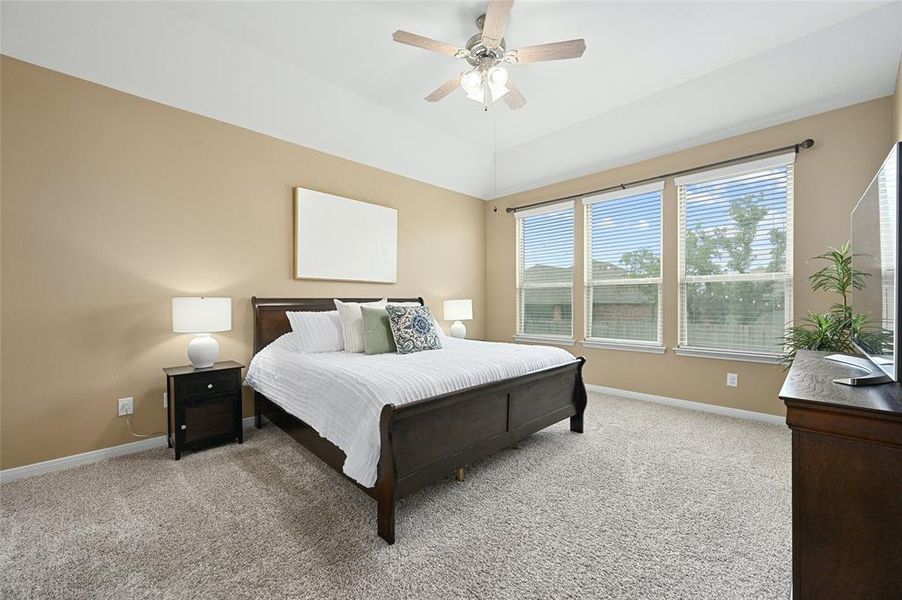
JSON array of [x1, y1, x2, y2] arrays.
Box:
[[117, 397, 134, 416], [163, 392, 168, 408], [726, 373, 738, 387]]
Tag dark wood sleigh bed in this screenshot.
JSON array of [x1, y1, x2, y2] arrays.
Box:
[[251, 297, 588, 544]]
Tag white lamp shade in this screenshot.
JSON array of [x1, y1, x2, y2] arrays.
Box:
[[443, 299, 473, 321], [172, 297, 232, 333]]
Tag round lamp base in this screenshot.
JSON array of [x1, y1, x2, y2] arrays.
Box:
[[187, 333, 219, 368], [450, 321, 467, 339]]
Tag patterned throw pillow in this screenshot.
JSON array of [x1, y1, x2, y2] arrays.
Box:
[[384, 305, 442, 354]]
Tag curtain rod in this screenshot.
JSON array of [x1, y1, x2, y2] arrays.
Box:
[[505, 138, 814, 214]]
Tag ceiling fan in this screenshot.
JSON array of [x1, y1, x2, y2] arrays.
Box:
[[392, 0, 586, 110]]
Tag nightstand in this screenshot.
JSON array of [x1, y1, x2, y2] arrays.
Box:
[[163, 361, 245, 460]]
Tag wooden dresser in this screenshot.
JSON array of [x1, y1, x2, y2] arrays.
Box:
[[779, 350, 902, 600]]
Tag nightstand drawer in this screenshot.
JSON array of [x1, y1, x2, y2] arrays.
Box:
[[179, 371, 239, 399]]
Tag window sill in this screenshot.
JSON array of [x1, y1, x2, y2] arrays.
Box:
[[673, 347, 783, 364], [581, 340, 666, 354], [513, 335, 576, 347]]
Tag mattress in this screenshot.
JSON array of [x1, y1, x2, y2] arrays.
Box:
[[244, 334, 577, 487]]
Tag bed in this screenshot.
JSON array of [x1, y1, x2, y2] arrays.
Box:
[[249, 297, 588, 544]]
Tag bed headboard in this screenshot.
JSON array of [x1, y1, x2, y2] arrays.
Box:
[[251, 297, 424, 354]]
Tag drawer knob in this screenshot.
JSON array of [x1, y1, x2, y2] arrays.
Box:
[[180, 425, 187, 430], [207, 384, 213, 389]]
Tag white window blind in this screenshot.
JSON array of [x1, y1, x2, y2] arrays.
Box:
[[583, 182, 664, 345], [516, 203, 574, 338], [677, 153, 794, 356]]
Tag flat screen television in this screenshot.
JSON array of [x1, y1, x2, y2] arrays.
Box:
[[842, 142, 901, 385]]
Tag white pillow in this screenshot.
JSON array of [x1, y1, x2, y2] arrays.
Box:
[[334, 299, 388, 352], [286, 310, 344, 353]]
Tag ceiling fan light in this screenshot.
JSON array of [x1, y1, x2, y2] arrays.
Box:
[[488, 66, 508, 86], [488, 81, 509, 102], [465, 84, 485, 103], [460, 70, 484, 95]]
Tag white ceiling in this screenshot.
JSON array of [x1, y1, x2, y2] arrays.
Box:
[[3, 1, 901, 199]]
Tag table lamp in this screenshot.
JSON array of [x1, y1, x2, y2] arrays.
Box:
[[172, 297, 232, 368], [443, 299, 473, 339]]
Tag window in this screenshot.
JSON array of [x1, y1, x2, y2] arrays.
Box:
[[583, 182, 664, 346], [516, 202, 574, 339], [676, 153, 794, 358]]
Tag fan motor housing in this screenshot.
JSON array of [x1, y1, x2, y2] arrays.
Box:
[[465, 14, 505, 67]]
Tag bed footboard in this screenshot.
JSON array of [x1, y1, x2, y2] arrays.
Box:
[[375, 357, 587, 544]]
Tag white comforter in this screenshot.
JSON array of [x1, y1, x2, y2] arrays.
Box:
[[244, 334, 576, 487]]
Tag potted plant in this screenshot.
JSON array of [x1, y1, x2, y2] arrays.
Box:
[[782, 242, 889, 364]]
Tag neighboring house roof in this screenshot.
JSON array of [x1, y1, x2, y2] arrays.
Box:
[[523, 261, 653, 305]]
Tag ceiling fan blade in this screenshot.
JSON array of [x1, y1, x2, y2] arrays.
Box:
[[392, 30, 467, 58], [505, 39, 586, 64], [481, 0, 514, 50], [425, 73, 463, 102], [503, 78, 526, 110]]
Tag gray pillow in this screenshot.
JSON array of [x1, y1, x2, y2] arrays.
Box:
[[385, 305, 442, 354], [361, 307, 396, 355]]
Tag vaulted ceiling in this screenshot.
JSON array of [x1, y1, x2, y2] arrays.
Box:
[[3, 1, 901, 199]]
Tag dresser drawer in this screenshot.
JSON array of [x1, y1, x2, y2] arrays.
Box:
[[178, 370, 239, 400]]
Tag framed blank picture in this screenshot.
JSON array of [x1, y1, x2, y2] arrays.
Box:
[[293, 187, 398, 283]]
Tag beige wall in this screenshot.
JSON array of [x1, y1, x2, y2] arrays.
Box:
[[1, 53, 897, 470], [0, 57, 486, 469], [486, 97, 894, 417]]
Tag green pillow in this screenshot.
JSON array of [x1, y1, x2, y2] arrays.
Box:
[[361, 307, 396, 355]]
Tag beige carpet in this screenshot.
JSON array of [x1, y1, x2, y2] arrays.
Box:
[[1, 393, 791, 599]]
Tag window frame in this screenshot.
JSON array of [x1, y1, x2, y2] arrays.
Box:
[[675, 153, 795, 361], [582, 181, 665, 349], [514, 201, 576, 343]]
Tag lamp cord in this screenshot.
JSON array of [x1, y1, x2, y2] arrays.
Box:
[[126, 416, 165, 439]]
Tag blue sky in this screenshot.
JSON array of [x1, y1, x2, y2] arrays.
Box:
[[683, 167, 788, 273], [589, 190, 661, 265]]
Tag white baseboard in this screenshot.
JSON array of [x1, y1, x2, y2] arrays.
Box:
[[1, 416, 258, 484], [3, 390, 784, 483], [585, 384, 786, 426]]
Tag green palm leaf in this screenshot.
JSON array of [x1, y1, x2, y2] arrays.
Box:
[[783, 241, 884, 365]]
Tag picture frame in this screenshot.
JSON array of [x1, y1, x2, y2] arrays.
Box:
[[293, 187, 398, 283]]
